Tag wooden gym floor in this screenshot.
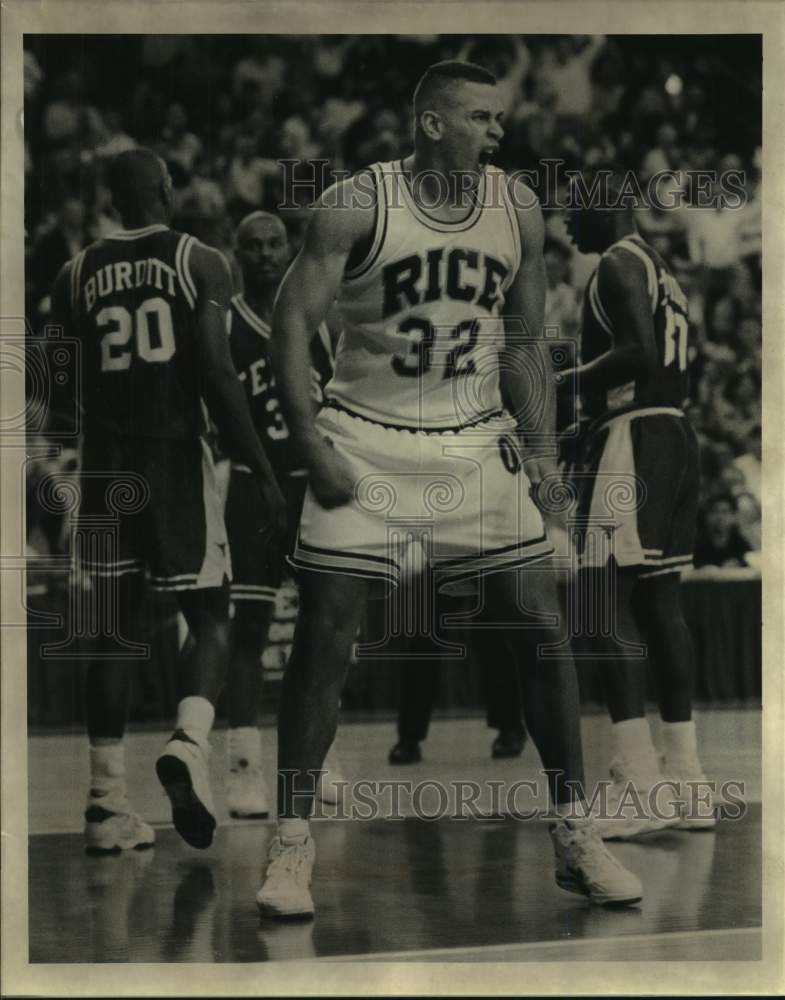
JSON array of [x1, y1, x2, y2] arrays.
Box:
[[27, 709, 761, 963]]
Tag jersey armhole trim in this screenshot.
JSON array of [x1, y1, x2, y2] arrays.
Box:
[[343, 165, 387, 281], [615, 239, 658, 313], [499, 174, 522, 285], [176, 233, 197, 309], [588, 274, 614, 336], [69, 250, 86, 321]]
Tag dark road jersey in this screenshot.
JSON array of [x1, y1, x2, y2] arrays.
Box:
[[579, 235, 690, 422], [227, 293, 334, 477], [69, 224, 206, 438]]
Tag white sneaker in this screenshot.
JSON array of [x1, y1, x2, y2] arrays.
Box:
[[155, 730, 217, 849], [551, 817, 643, 906], [227, 765, 270, 818], [590, 758, 682, 840], [661, 756, 719, 830], [84, 795, 155, 854], [317, 753, 346, 806], [256, 835, 316, 919]]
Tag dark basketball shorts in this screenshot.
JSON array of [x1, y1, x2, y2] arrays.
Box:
[[225, 466, 306, 604], [77, 431, 230, 591], [572, 407, 699, 577]]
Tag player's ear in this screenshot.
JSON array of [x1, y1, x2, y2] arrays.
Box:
[[419, 110, 443, 142]]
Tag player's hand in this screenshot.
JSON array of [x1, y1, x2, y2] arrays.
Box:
[[522, 451, 565, 526], [254, 475, 288, 537], [303, 435, 355, 509]]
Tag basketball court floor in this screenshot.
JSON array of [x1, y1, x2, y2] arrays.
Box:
[[27, 709, 761, 963]]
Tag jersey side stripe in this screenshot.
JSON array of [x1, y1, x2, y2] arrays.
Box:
[[344, 163, 387, 281], [616, 239, 658, 312], [175, 233, 196, 309], [589, 276, 614, 336]]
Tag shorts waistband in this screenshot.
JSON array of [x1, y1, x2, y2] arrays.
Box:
[[322, 398, 510, 435]]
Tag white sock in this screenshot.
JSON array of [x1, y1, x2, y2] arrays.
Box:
[[662, 719, 702, 773], [610, 717, 659, 773], [175, 696, 215, 748], [279, 817, 310, 844], [228, 726, 262, 770], [89, 740, 126, 801]]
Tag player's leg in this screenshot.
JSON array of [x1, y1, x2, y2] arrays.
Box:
[[155, 580, 231, 849], [389, 650, 439, 764], [479, 631, 527, 759], [634, 580, 714, 828], [225, 599, 274, 817], [257, 570, 368, 918], [488, 561, 643, 906], [149, 436, 232, 849], [224, 464, 279, 817], [84, 570, 156, 853]]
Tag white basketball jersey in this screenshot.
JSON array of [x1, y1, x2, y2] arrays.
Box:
[[327, 160, 522, 429]]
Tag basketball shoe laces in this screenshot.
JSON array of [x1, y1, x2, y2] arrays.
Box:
[[564, 821, 632, 881], [266, 838, 312, 888]]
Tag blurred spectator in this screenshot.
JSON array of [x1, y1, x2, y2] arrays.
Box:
[[28, 196, 86, 322], [693, 494, 750, 569], [543, 237, 580, 339], [225, 134, 278, 215], [160, 102, 203, 173]]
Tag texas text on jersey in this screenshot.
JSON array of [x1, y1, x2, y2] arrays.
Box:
[[69, 223, 206, 438], [227, 292, 334, 477], [580, 234, 690, 422]]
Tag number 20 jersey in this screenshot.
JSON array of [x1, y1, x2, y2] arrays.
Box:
[[579, 235, 691, 422], [69, 223, 206, 438], [327, 160, 522, 430]]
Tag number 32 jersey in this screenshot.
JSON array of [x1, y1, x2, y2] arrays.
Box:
[[68, 224, 206, 438], [328, 160, 522, 430], [579, 235, 691, 422]]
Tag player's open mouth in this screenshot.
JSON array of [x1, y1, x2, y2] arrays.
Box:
[[478, 147, 497, 168]]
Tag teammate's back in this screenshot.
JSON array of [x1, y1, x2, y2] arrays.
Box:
[[70, 224, 204, 438]]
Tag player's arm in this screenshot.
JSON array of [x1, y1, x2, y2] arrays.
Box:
[[562, 250, 657, 392], [271, 176, 374, 507], [500, 179, 555, 484], [189, 242, 285, 525]]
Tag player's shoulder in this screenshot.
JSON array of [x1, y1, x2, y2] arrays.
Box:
[[306, 167, 380, 249]]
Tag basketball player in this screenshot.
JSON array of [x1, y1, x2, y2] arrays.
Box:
[[224, 211, 341, 817], [49, 148, 285, 853], [256, 61, 643, 917], [561, 167, 713, 838]]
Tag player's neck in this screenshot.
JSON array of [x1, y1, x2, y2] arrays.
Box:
[[610, 216, 638, 246], [405, 151, 478, 208], [120, 212, 168, 231]]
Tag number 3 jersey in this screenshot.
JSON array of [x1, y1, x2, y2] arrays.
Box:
[[68, 224, 206, 439], [579, 235, 691, 422], [327, 160, 522, 430], [227, 293, 334, 478]]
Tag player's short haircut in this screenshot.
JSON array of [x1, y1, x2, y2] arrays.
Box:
[[236, 210, 288, 244], [413, 60, 497, 116], [106, 147, 167, 217]]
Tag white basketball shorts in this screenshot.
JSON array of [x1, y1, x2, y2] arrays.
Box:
[[290, 404, 554, 590]]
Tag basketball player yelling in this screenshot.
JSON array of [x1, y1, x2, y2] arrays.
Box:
[[256, 61, 644, 918]]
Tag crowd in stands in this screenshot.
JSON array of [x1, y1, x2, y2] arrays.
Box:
[[24, 34, 762, 567]]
